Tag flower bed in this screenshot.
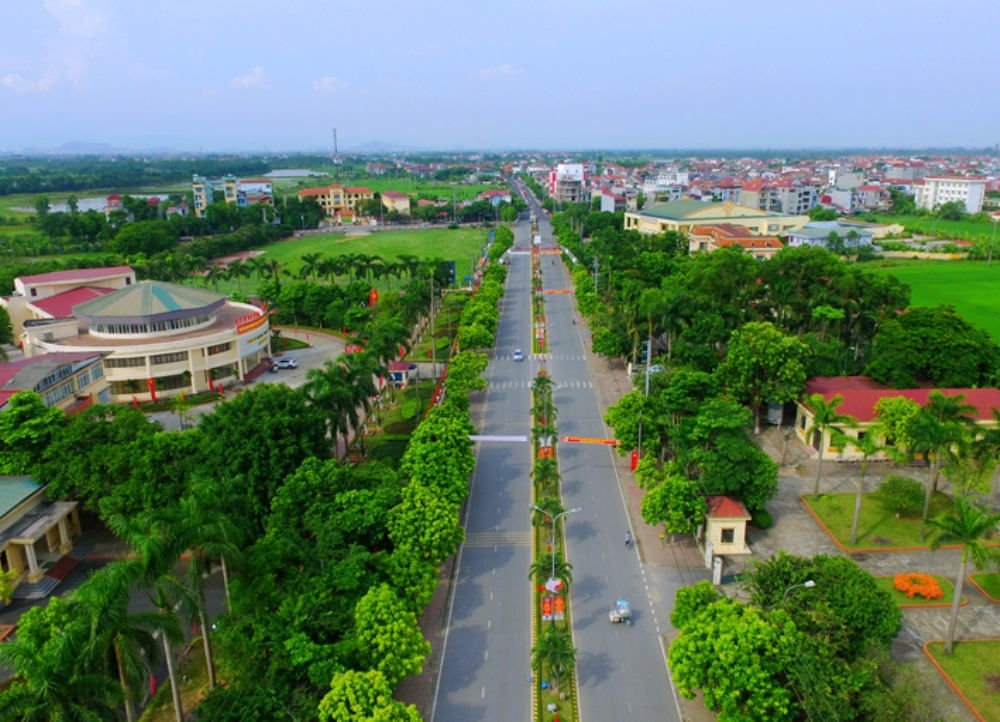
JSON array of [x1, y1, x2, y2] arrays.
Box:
[[874, 575, 965, 608], [894, 572, 944, 600]]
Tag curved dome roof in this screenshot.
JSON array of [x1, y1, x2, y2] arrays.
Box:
[[72, 281, 226, 325]]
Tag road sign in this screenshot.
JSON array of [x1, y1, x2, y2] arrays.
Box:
[[560, 436, 620, 445]]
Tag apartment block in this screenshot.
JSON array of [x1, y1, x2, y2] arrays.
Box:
[[914, 176, 986, 214]]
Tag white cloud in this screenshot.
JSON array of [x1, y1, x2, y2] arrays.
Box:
[[312, 75, 349, 94], [229, 67, 268, 90], [43, 0, 107, 38], [1, 71, 60, 94], [476, 64, 524, 79]]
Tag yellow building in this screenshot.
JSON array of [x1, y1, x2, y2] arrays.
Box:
[[297, 185, 376, 217], [381, 190, 412, 215], [344, 186, 375, 211], [0, 477, 82, 595], [0, 353, 111, 413], [688, 224, 784, 260], [23, 281, 271, 402], [625, 199, 808, 236]]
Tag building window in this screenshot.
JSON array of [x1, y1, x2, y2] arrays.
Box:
[[721, 528, 735, 544], [30, 288, 37, 297], [126, 278, 132, 285], [98, 388, 112, 403], [43, 380, 75, 407], [207, 343, 232, 356], [150, 352, 189, 365], [800, 413, 807, 430], [105, 357, 147, 368]]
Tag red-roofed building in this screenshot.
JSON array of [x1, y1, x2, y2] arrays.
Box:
[[478, 189, 512, 206], [380, 190, 411, 215], [688, 224, 784, 260], [701, 495, 751, 556], [1, 266, 135, 337], [29, 287, 116, 320], [795, 376, 1000, 459]]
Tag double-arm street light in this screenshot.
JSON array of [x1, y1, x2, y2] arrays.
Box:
[[529, 505, 581, 588]]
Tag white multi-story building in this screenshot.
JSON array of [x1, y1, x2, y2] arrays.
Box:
[[914, 176, 986, 214], [776, 183, 820, 215], [548, 163, 586, 199]]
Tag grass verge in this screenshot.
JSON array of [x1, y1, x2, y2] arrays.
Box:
[[802, 492, 958, 551], [925, 639, 1000, 722], [873, 575, 965, 608], [968, 573, 1000, 604]]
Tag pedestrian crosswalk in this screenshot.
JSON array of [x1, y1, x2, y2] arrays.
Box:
[[463, 531, 531, 548], [493, 354, 586, 361], [486, 380, 594, 389]]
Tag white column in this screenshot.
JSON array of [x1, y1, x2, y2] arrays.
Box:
[[58, 518, 72, 554], [24, 543, 42, 583]]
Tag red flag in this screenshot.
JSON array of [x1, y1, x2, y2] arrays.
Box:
[[369, 288, 379, 307], [132, 395, 139, 410], [147, 378, 157, 402], [150, 674, 157, 696], [630, 449, 639, 471], [208, 376, 214, 391]]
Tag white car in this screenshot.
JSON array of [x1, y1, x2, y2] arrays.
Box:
[[513, 349, 524, 362], [271, 357, 299, 370]]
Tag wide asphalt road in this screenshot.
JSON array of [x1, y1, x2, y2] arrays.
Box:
[[523, 184, 683, 721], [431, 215, 535, 722]]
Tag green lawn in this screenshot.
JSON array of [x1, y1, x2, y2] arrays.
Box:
[[874, 575, 964, 607], [873, 214, 998, 241], [804, 492, 956, 550], [926, 640, 1000, 721], [870, 260, 1000, 340], [200, 227, 488, 298], [970, 572, 1000, 603]]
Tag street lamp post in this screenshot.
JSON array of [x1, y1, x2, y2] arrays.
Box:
[[530, 504, 581, 618], [780, 579, 816, 603]]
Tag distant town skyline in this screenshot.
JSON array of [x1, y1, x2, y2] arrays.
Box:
[[2, 0, 999, 152]]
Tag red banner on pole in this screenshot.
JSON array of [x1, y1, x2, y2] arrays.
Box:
[[630, 449, 639, 471], [147, 378, 157, 402], [541, 596, 553, 622], [369, 288, 379, 307], [554, 596, 565, 621]]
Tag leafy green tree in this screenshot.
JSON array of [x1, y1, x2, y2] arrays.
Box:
[[927, 496, 1000, 654], [669, 599, 801, 722], [603, 390, 651, 455], [0, 608, 123, 722], [107, 219, 178, 256], [444, 350, 488, 409], [388, 482, 464, 566], [318, 669, 421, 722], [873, 475, 925, 518], [742, 552, 901, 660], [0, 391, 65, 474], [197, 383, 328, 533], [592, 327, 624, 360], [670, 580, 720, 630], [353, 584, 430, 686], [716, 322, 809, 434], [0, 305, 12, 360], [640, 474, 708, 537], [866, 306, 1000, 388], [873, 396, 920, 451], [531, 626, 576, 694], [458, 321, 493, 350], [400, 404, 475, 506], [804, 394, 858, 499]]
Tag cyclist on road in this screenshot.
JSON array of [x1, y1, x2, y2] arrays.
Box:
[[625, 531, 633, 548]]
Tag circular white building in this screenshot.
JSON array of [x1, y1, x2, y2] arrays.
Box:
[[24, 281, 271, 401]]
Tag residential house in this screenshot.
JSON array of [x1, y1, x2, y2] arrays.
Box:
[[688, 224, 784, 260], [381, 190, 411, 215], [785, 221, 873, 250]]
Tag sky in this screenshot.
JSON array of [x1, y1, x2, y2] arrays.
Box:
[[1, 0, 999, 152]]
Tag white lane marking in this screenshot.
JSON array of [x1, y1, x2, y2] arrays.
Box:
[[488, 619, 491, 629], [481, 687, 486, 699], [485, 651, 489, 661]]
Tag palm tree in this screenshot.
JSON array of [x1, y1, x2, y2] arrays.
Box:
[[908, 411, 969, 540], [927, 496, 1000, 654], [205, 265, 226, 294], [74, 562, 168, 722], [299, 252, 323, 281], [184, 254, 208, 279], [260, 259, 285, 287], [226, 258, 250, 295], [529, 551, 573, 587], [531, 626, 576, 694], [304, 360, 356, 457], [805, 394, 858, 499], [106, 513, 188, 722], [0, 620, 123, 721], [531, 495, 565, 529], [832, 429, 885, 546], [245, 256, 266, 283], [533, 457, 560, 490]]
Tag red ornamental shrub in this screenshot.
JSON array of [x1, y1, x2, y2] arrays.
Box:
[[893, 573, 944, 600]]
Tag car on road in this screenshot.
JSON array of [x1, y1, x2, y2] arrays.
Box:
[[513, 349, 524, 362], [270, 357, 299, 371]]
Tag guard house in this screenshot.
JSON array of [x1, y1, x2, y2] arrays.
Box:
[[700, 495, 752, 558], [0, 477, 81, 592]]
